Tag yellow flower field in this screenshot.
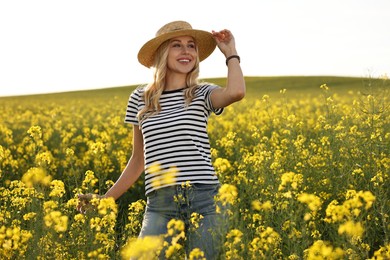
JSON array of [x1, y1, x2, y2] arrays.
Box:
[[0, 76, 389, 259]]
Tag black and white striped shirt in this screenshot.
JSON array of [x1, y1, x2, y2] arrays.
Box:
[[125, 84, 223, 195]]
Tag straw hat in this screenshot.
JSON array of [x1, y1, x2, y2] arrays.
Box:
[[137, 21, 217, 68]]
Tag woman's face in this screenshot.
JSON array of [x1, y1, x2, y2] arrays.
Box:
[[166, 36, 198, 75]]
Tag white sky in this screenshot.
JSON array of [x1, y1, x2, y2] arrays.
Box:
[[0, 0, 389, 97]]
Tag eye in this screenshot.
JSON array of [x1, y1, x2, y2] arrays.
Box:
[[188, 43, 196, 49], [172, 43, 182, 48]]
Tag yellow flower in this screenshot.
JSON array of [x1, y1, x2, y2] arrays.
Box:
[[44, 211, 68, 233], [297, 193, 322, 212], [371, 243, 390, 259], [90, 217, 102, 231], [251, 200, 262, 211], [49, 180, 65, 198], [213, 158, 233, 175], [74, 213, 85, 224], [43, 200, 59, 213], [304, 240, 344, 259], [338, 221, 364, 237], [27, 125, 42, 140], [164, 219, 186, 258], [163, 166, 178, 186], [149, 162, 163, 188], [167, 219, 185, 236], [0, 226, 33, 256], [278, 172, 303, 191], [189, 248, 206, 260], [252, 200, 273, 211], [97, 197, 117, 216], [35, 151, 54, 167], [81, 170, 98, 190], [226, 229, 243, 244], [262, 200, 273, 210], [89, 141, 105, 154], [121, 236, 163, 260], [21, 167, 52, 188], [217, 184, 238, 205], [23, 212, 37, 221], [320, 84, 329, 91], [165, 242, 183, 258], [190, 212, 204, 231], [249, 227, 282, 258], [65, 147, 74, 156], [359, 191, 376, 209]]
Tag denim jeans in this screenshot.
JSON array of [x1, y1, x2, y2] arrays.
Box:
[[139, 183, 226, 259]]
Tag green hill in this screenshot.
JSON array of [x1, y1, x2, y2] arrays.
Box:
[[0, 76, 380, 103]]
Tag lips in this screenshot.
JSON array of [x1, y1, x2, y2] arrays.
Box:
[[177, 58, 191, 63]]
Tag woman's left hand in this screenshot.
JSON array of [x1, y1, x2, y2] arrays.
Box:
[[211, 29, 237, 57]]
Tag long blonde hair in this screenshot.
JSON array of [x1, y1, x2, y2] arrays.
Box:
[[137, 39, 201, 122]]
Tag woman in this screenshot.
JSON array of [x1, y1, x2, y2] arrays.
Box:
[[78, 20, 245, 259]]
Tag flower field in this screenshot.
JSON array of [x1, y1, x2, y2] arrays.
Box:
[[0, 76, 389, 259]]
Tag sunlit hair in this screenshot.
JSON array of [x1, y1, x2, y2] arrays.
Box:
[[137, 38, 201, 122]]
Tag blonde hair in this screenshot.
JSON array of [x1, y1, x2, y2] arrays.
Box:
[[137, 39, 201, 122]]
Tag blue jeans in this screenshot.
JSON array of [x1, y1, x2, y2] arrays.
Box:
[[139, 183, 226, 259]]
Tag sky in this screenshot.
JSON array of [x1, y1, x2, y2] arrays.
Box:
[[0, 0, 389, 97]]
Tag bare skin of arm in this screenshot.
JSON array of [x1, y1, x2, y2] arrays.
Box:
[[210, 29, 246, 109], [77, 125, 144, 211]]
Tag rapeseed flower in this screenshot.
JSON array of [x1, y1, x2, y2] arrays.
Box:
[[49, 180, 65, 198], [217, 184, 238, 206], [44, 211, 68, 232], [250, 227, 282, 258], [338, 220, 364, 237], [22, 212, 37, 221], [121, 236, 163, 260], [21, 167, 52, 188], [213, 157, 233, 175], [95, 197, 117, 216], [1, 80, 389, 258], [278, 172, 303, 191], [371, 243, 390, 259], [0, 226, 32, 258], [251, 199, 272, 211], [164, 219, 186, 258], [27, 125, 42, 140], [297, 193, 322, 212], [224, 229, 244, 260], [81, 170, 98, 191], [188, 248, 206, 260], [304, 240, 344, 259], [189, 212, 204, 231]]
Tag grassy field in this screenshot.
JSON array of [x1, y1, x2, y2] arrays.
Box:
[[1, 75, 370, 101], [0, 76, 389, 259]]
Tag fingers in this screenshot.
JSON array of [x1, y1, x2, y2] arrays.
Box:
[[76, 193, 99, 214], [212, 29, 233, 42]]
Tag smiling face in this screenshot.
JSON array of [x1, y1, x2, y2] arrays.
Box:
[[166, 36, 198, 76]]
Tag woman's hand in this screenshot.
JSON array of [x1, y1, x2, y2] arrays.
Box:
[[211, 29, 237, 57], [77, 193, 103, 214]]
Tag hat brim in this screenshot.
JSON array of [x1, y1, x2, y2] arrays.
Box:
[[137, 29, 217, 68]]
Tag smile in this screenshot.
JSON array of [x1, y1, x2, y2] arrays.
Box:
[[178, 59, 191, 63]]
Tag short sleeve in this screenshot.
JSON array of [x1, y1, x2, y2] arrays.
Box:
[[204, 84, 224, 115], [124, 89, 142, 125]]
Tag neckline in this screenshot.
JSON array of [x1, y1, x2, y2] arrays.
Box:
[[162, 87, 186, 94]]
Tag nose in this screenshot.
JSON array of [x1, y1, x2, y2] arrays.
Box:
[[181, 45, 190, 54]]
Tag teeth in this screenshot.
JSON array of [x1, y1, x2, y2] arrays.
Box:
[[178, 59, 190, 62]]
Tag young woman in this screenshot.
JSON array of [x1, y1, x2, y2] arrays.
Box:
[[78, 20, 245, 259]]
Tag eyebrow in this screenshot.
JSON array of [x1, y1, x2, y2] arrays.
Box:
[[171, 39, 195, 44]]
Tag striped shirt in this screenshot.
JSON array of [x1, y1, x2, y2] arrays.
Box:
[[125, 84, 223, 195]]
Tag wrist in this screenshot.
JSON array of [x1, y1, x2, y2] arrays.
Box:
[[226, 55, 240, 66], [224, 51, 238, 58]]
